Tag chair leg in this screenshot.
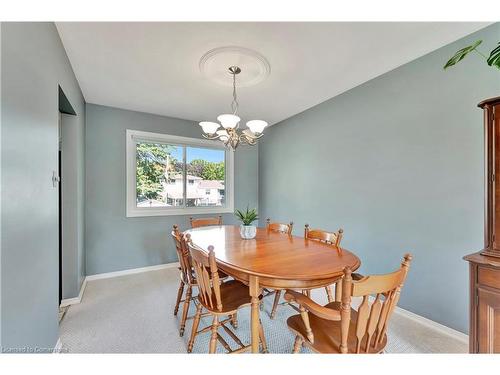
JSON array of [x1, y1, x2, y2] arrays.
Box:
[[179, 285, 192, 336], [187, 304, 202, 353], [230, 312, 238, 328], [270, 290, 282, 319], [174, 281, 185, 316], [292, 336, 303, 354], [325, 285, 334, 303], [335, 279, 342, 302], [209, 316, 219, 354], [258, 319, 268, 353]]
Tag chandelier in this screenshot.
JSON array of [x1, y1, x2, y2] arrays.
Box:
[[199, 66, 268, 150]]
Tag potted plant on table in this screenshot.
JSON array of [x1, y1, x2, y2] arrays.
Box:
[[235, 206, 259, 239]]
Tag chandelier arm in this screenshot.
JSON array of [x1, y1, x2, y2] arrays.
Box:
[[238, 133, 247, 143], [246, 132, 264, 140], [239, 133, 256, 145], [202, 133, 223, 140]]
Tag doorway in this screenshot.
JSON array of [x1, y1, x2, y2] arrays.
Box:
[[58, 112, 63, 305], [58, 86, 77, 308]]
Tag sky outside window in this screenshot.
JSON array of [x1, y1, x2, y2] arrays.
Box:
[[187, 147, 224, 163]]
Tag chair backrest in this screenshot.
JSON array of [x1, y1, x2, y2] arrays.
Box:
[[171, 225, 193, 284], [304, 224, 343, 247], [190, 215, 222, 228], [339, 254, 412, 354], [266, 218, 293, 234], [185, 234, 223, 312]]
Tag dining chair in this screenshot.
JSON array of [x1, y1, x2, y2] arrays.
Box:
[[304, 224, 344, 303], [266, 218, 293, 234], [185, 234, 268, 353], [284, 254, 412, 353], [190, 215, 222, 228], [171, 225, 227, 337], [171, 225, 197, 336], [265, 218, 294, 319]]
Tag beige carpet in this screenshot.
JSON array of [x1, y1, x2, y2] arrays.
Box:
[[59, 268, 468, 353]]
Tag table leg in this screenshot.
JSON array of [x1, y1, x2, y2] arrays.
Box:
[[249, 275, 260, 353]]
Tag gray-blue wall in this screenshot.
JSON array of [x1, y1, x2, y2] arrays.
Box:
[[85, 104, 258, 275], [1, 22, 85, 350], [259, 23, 500, 333]]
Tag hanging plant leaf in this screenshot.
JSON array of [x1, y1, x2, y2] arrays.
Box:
[[443, 40, 483, 69], [487, 42, 500, 69]]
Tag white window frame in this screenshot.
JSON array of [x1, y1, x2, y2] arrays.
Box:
[[126, 129, 234, 217]]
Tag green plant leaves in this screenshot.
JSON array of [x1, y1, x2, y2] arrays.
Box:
[[443, 40, 482, 70], [487, 42, 500, 69], [234, 206, 258, 225]]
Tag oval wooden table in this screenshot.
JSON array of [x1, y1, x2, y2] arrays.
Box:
[[185, 224, 361, 353]]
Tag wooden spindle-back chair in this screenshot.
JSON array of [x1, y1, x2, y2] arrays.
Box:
[[304, 224, 344, 303], [304, 224, 343, 246], [264, 218, 294, 319], [266, 218, 293, 234], [285, 254, 412, 354], [190, 215, 222, 228], [171, 225, 195, 336], [185, 234, 268, 354], [171, 225, 229, 340]]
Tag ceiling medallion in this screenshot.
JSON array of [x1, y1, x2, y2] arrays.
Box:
[[199, 47, 270, 151], [199, 46, 271, 87]]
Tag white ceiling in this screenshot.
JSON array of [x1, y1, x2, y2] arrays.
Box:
[[56, 22, 490, 125]]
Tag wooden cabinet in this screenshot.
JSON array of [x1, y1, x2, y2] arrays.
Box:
[[477, 285, 500, 352], [465, 256, 500, 353], [481, 96, 500, 258], [465, 96, 500, 353]]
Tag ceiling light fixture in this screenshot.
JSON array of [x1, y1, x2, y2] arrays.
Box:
[[199, 66, 267, 150]]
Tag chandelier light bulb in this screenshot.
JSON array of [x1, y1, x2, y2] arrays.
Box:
[[246, 120, 268, 134], [217, 114, 240, 129], [199, 121, 220, 134], [216, 129, 229, 141]]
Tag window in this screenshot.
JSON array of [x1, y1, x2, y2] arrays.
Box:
[[126, 130, 234, 217]]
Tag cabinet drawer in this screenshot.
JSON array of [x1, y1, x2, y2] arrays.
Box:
[[478, 266, 500, 290]]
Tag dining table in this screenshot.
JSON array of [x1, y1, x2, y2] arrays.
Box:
[[185, 224, 361, 353]]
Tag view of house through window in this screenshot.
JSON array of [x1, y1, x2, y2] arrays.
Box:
[[135, 141, 225, 208], [185, 146, 225, 207]]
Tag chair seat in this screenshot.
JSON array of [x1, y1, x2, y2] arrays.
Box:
[[287, 302, 387, 353], [194, 270, 228, 281], [200, 279, 256, 314], [179, 269, 228, 284]]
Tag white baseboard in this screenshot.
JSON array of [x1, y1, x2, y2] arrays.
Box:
[[85, 262, 179, 281], [53, 338, 63, 353], [60, 277, 88, 307], [393, 305, 469, 344], [59, 262, 179, 307]]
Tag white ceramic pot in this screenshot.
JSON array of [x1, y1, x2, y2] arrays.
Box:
[[240, 224, 257, 239]]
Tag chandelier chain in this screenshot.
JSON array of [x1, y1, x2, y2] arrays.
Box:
[[231, 69, 239, 115]]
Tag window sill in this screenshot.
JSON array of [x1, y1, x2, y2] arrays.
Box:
[[126, 206, 234, 218]]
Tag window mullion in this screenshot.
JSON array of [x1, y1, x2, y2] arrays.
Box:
[[182, 146, 187, 208]]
